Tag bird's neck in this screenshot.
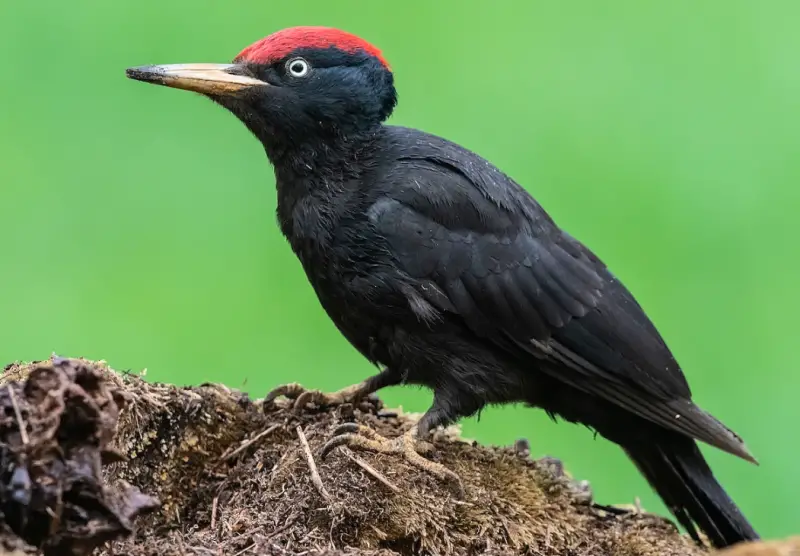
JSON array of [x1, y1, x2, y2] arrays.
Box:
[[265, 125, 384, 247], [265, 124, 381, 179]]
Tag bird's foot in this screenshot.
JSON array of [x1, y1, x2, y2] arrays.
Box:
[[264, 381, 375, 411], [320, 423, 464, 497]]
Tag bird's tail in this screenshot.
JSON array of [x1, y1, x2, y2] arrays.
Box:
[[623, 436, 758, 549]]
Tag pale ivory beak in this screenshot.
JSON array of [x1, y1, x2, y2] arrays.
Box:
[[126, 63, 267, 95]]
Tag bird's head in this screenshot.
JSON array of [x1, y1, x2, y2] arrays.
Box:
[[126, 26, 397, 146]]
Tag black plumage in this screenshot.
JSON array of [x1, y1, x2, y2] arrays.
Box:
[[126, 26, 759, 548]]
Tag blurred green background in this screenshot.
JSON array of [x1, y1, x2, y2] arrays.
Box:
[[1, 0, 797, 539]]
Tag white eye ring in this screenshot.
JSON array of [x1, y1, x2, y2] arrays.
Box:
[[286, 58, 310, 78]]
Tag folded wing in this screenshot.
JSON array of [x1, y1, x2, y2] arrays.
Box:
[[368, 152, 753, 462]]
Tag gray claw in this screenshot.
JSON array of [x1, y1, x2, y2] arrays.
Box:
[[333, 422, 360, 436], [320, 433, 357, 459]]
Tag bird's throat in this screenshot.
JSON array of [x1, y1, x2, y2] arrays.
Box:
[[266, 125, 381, 176], [269, 126, 383, 247]]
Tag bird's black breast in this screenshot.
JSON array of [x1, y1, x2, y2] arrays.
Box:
[[275, 167, 417, 366]]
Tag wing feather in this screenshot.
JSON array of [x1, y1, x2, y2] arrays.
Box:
[[368, 150, 752, 461]]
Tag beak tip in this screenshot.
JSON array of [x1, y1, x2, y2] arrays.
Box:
[[126, 66, 160, 83]]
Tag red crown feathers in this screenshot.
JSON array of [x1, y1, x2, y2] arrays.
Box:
[[235, 26, 389, 69]]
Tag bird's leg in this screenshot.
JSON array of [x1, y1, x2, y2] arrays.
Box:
[[320, 390, 471, 496], [264, 366, 399, 411]]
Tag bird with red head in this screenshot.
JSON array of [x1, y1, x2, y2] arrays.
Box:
[[127, 26, 760, 549]]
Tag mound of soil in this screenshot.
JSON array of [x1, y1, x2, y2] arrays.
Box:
[[0, 357, 792, 556]]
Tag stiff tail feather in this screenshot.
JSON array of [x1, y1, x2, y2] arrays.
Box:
[[624, 437, 758, 549]]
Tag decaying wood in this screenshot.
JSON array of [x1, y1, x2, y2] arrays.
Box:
[[0, 357, 791, 555]]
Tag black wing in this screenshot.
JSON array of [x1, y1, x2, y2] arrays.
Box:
[[369, 135, 752, 461]]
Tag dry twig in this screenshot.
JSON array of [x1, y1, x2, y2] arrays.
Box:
[[232, 543, 255, 556], [210, 496, 219, 530], [296, 425, 331, 501], [223, 424, 280, 461], [7, 385, 28, 446], [342, 447, 400, 494]]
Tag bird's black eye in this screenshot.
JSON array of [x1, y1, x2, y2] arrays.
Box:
[[286, 57, 311, 78]]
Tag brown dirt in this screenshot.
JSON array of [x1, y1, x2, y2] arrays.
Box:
[[0, 356, 790, 556]]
